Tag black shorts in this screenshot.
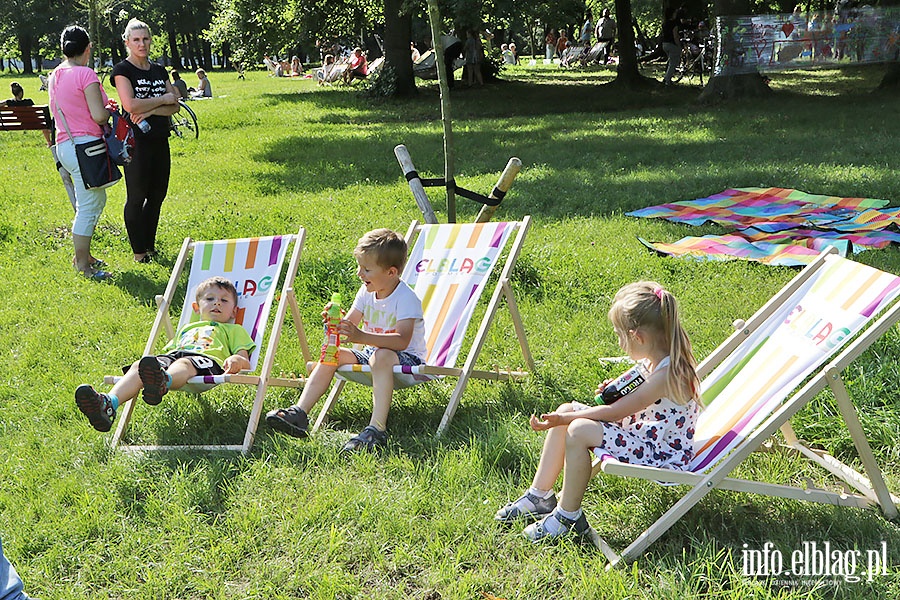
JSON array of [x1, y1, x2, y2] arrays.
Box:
[[122, 351, 224, 376]]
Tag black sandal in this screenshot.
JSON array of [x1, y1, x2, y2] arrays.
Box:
[[266, 406, 309, 438]]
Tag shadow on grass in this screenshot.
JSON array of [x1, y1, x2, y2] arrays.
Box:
[[247, 76, 897, 222]]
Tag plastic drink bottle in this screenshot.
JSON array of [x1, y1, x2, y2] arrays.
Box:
[[596, 362, 650, 404], [319, 292, 342, 365]]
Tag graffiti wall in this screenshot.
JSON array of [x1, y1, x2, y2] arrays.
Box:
[[715, 7, 899, 75]]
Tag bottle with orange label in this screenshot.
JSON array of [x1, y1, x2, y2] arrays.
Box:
[[319, 292, 342, 366], [595, 362, 650, 404]]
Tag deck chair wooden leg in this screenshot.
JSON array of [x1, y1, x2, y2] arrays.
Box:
[[825, 366, 898, 518], [436, 372, 474, 437], [503, 280, 534, 370], [313, 379, 346, 432], [242, 382, 269, 455]]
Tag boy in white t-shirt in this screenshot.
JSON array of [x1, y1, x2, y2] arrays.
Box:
[[267, 229, 426, 452]]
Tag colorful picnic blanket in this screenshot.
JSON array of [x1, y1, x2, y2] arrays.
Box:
[[629, 187, 898, 266]]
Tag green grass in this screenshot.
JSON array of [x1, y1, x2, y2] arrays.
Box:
[[1, 62, 899, 599]]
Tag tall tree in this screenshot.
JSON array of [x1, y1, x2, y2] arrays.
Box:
[[383, 0, 416, 95]]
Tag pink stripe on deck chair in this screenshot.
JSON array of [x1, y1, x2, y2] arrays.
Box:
[[249, 303, 265, 341], [426, 283, 458, 363], [693, 354, 798, 471], [268, 236, 283, 266], [433, 284, 480, 366]]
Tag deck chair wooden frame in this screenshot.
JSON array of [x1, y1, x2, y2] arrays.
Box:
[[312, 217, 534, 436], [107, 228, 311, 455], [591, 248, 900, 566]]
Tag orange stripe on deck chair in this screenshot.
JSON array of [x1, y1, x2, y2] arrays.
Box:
[[842, 271, 882, 311], [694, 354, 798, 457], [426, 283, 458, 355], [244, 238, 259, 270], [466, 223, 487, 248]]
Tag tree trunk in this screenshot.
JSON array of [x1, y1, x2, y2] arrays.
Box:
[[384, 0, 416, 95], [202, 37, 213, 70], [167, 23, 181, 69], [18, 32, 33, 75], [698, 0, 772, 101], [611, 0, 654, 88], [879, 63, 900, 89]]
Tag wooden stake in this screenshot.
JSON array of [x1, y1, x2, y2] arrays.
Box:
[[475, 157, 522, 223], [394, 144, 438, 224]]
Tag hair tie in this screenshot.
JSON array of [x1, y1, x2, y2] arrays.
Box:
[[653, 286, 664, 299]]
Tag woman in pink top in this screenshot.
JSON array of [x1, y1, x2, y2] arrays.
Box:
[[49, 25, 113, 281]]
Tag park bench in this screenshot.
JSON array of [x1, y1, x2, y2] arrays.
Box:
[[0, 104, 52, 132]]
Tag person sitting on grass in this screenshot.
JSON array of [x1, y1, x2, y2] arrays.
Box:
[[170, 69, 188, 100], [266, 229, 427, 453], [342, 47, 368, 84], [190, 68, 212, 98], [74, 276, 256, 432]]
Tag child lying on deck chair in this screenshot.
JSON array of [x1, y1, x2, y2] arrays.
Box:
[[74, 276, 256, 432]]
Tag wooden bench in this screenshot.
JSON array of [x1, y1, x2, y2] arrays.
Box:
[[0, 104, 52, 132]]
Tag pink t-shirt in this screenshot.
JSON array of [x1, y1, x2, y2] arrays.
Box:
[[51, 65, 109, 143], [349, 54, 368, 75]]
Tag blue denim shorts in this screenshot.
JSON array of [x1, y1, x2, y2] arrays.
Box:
[[351, 346, 424, 367]]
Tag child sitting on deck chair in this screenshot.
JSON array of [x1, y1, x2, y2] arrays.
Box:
[[75, 276, 256, 432], [495, 282, 701, 542], [266, 228, 427, 453]]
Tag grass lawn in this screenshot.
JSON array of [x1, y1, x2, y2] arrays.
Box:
[[0, 61, 899, 599]]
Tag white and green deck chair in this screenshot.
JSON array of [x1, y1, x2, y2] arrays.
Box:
[[313, 217, 535, 436], [593, 248, 900, 566], [107, 228, 310, 454]]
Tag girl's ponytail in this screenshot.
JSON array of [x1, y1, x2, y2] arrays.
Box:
[[656, 288, 700, 405]]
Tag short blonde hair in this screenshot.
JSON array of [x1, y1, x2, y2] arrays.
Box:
[[353, 229, 407, 271], [122, 18, 151, 41]]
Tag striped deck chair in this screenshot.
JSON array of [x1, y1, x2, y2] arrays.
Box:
[[313, 217, 534, 436], [107, 229, 310, 454], [593, 248, 900, 566]]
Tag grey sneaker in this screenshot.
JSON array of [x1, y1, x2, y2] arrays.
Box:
[[341, 425, 388, 453], [266, 406, 310, 439], [523, 508, 592, 543], [494, 491, 557, 523], [75, 384, 116, 432]]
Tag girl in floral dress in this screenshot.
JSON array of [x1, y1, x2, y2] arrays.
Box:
[[496, 281, 702, 541]]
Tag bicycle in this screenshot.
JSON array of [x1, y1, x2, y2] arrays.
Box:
[[673, 35, 714, 85], [169, 100, 199, 140]]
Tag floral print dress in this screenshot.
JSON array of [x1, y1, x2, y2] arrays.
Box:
[[592, 356, 700, 470]]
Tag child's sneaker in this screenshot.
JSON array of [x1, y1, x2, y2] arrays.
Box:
[[138, 355, 168, 405], [265, 406, 310, 439], [523, 508, 593, 543], [494, 491, 557, 523], [75, 384, 116, 432], [341, 425, 387, 453]]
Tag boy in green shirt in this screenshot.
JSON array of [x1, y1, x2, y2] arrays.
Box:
[[75, 276, 256, 431]]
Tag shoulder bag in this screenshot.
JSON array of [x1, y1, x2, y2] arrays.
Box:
[[50, 71, 122, 190]]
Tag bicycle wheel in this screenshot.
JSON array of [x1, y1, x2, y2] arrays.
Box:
[[672, 47, 690, 83], [170, 100, 199, 140]]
